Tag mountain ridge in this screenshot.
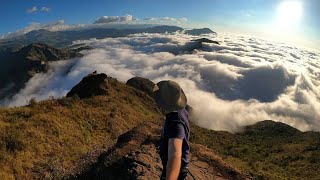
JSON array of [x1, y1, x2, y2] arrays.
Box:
[[0, 25, 216, 52], [17, 43, 82, 62], [0, 43, 81, 101], [1, 72, 319, 179]]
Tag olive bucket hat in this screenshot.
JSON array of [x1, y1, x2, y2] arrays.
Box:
[[153, 80, 187, 112]]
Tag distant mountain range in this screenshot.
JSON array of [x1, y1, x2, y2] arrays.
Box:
[[0, 26, 216, 52]]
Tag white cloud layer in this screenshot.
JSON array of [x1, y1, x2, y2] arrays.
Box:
[[2, 32, 320, 132]]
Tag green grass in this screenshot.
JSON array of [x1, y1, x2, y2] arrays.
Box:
[[0, 83, 163, 179], [189, 122, 320, 180]]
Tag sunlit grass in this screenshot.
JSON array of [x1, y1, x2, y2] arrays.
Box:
[[0, 81, 163, 179], [190, 121, 320, 179]]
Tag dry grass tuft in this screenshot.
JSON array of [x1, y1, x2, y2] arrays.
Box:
[[0, 79, 163, 179]]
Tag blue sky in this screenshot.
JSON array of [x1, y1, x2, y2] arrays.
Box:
[[0, 0, 319, 49]]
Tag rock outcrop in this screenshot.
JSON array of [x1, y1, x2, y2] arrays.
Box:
[[126, 77, 155, 97], [66, 72, 112, 98]]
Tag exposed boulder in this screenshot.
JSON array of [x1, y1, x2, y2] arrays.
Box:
[[66, 72, 111, 98], [126, 77, 155, 97]]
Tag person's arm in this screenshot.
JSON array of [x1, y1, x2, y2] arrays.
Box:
[[166, 138, 183, 180]]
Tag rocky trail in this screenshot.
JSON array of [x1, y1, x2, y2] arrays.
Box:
[[74, 122, 250, 180]]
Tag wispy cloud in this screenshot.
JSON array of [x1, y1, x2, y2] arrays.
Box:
[[40, 7, 50, 12], [143, 17, 155, 21], [27, 6, 38, 14], [26, 6, 50, 14]]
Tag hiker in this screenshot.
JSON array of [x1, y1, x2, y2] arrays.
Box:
[[153, 80, 190, 180]]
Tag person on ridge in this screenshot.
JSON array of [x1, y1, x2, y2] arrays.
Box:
[[153, 80, 190, 180]]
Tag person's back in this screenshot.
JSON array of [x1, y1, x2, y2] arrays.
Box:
[[152, 80, 190, 180], [159, 109, 190, 179]]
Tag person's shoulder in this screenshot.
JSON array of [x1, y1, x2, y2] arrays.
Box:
[[178, 108, 189, 120], [166, 108, 189, 122], [166, 111, 179, 121], [182, 108, 189, 116]]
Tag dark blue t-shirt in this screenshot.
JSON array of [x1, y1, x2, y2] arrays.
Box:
[[159, 108, 190, 166]]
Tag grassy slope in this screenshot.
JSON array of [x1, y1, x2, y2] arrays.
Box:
[[0, 78, 319, 179], [190, 122, 320, 180], [0, 81, 163, 179]]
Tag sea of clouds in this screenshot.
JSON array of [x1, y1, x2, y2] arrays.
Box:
[[2, 32, 320, 132]]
